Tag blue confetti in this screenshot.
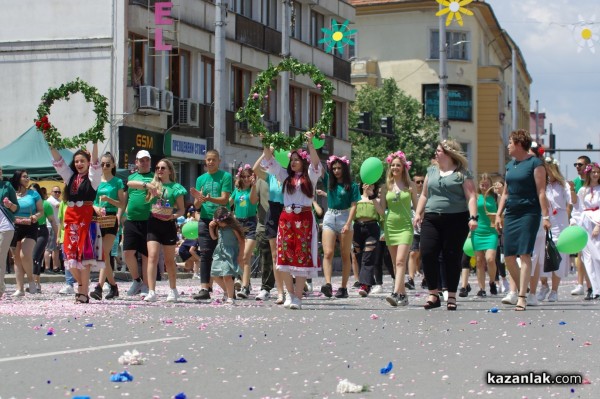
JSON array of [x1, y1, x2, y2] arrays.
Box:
[[489, 307, 498, 313], [73, 396, 91, 399], [174, 357, 188, 363], [559, 321, 567, 325], [380, 361, 393, 375], [85, 323, 94, 328], [174, 393, 187, 399], [110, 371, 134, 382], [46, 331, 54, 336]]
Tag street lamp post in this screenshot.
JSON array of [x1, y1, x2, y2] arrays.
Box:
[[438, 3, 449, 141]]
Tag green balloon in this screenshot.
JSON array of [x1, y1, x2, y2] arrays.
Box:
[[463, 237, 475, 257], [360, 157, 384, 185], [556, 225, 588, 254], [182, 221, 199, 239], [274, 149, 290, 168], [312, 136, 325, 149]]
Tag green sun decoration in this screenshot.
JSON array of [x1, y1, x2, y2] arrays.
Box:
[[319, 19, 357, 55], [35, 78, 108, 149], [235, 58, 335, 150]]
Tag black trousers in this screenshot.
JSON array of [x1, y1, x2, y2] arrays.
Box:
[[420, 212, 469, 293], [373, 240, 395, 284], [354, 221, 381, 286], [198, 218, 218, 284], [32, 225, 49, 275], [256, 228, 275, 291]]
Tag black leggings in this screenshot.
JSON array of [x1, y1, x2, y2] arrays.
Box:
[[420, 212, 469, 293], [373, 240, 395, 284], [353, 221, 381, 286], [198, 219, 218, 284], [32, 225, 49, 275]]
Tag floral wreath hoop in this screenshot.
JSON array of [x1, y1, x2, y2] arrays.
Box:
[[235, 58, 335, 150], [35, 78, 108, 149]]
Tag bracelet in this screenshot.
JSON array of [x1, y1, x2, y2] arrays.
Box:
[[468, 215, 479, 222], [542, 216, 550, 220]]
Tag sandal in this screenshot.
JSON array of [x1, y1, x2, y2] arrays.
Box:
[[447, 295, 457, 311], [424, 293, 441, 310], [75, 293, 89, 304], [515, 295, 527, 311]]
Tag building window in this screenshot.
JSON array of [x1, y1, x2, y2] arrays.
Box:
[[310, 11, 325, 50], [332, 101, 342, 138], [422, 84, 473, 122], [262, 80, 277, 125], [229, 0, 252, 18], [289, 86, 302, 129], [128, 33, 155, 87], [309, 92, 322, 128], [262, 0, 277, 29], [430, 30, 469, 60], [230, 66, 252, 111], [291, 1, 302, 40], [166, 49, 190, 97], [200, 56, 214, 104]]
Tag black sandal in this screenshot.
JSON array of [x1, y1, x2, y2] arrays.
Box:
[[424, 293, 441, 310], [515, 295, 527, 311], [75, 293, 89, 304], [447, 295, 457, 311]]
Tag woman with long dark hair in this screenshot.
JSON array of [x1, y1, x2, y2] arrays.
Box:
[[49, 143, 100, 303]]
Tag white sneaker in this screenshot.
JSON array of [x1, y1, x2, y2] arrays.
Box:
[[537, 285, 550, 301], [290, 296, 302, 310], [571, 284, 585, 295], [225, 297, 236, 305], [304, 281, 313, 293], [192, 273, 201, 280], [59, 284, 75, 295], [501, 291, 518, 305], [166, 288, 179, 303], [283, 293, 293, 309], [127, 280, 143, 296], [547, 290, 558, 302], [144, 290, 157, 302], [255, 289, 270, 301], [527, 293, 539, 306], [234, 278, 242, 291], [371, 285, 383, 294], [11, 290, 25, 297]]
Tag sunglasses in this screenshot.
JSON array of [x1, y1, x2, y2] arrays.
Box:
[[52, 190, 62, 194], [155, 166, 168, 171], [574, 163, 585, 167], [101, 162, 112, 167], [415, 180, 424, 184]]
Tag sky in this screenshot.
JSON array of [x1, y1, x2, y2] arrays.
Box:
[[485, 0, 600, 180]]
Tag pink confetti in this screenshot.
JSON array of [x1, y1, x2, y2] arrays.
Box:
[[583, 341, 592, 346], [517, 322, 527, 326], [583, 378, 591, 384], [164, 319, 173, 324], [370, 314, 379, 320], [198, 323, 208, 331], [469, 320, 478, 325]]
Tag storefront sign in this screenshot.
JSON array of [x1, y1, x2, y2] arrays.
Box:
[[164, 133, 206, 160], [423, 84, 473, 122], [155, 2, 173, 51], [118, 126, 164, 169]]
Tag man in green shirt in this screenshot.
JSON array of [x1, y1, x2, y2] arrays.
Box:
[[123, 150, 154, 296], [571, 155, 592, 297], [190, 149, 232, 300]]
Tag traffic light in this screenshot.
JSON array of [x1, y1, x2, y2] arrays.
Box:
[[381, 116, 394, 135], [587, 143, 593, 150], [547, 133, 556, 154], [358, 112, 371, 131]]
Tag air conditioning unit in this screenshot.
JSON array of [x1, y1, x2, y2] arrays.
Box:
[[160, 90, 174, 114], [139, 86, 159, 110], [179, 98, 200, 127]]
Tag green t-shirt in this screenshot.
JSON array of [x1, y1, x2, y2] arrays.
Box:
[[195, 170, 233, 219], [149, 182, 187, 212], [126, 171, 154, 221], [94, 177, 125, 213], [424, 166, 473, 214], [38, 200, 54, 226], [574, 176, 584, 194], [231, 187, 258, 218], [323, 173, 361, 210]]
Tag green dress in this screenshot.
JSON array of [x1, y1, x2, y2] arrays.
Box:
[[384, 190, 413, 246], [471, 194, 498, 251], [210, 227, 241, 277]]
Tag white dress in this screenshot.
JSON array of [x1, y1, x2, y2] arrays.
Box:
[[540, 181, 572, 278], [571, 185, 600, 295]]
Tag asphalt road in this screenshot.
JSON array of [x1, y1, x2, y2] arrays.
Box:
[[0, 275, 597, 399]]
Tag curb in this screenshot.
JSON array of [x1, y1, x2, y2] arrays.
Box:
[[2, 271, 195, 285]]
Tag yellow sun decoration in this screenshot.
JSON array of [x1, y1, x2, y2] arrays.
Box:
[[436, 0, 474, 27]]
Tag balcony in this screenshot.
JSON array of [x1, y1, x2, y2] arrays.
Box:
[[333, 56, 351, 84], [235, 15, 281, 56]]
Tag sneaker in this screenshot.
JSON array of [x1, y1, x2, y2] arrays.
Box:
[[105, 284, 119, 300], [103, 282, 110, 292], [476, 289, 486, 298], [290, 296, 302, 310], [358, 284, 370, 297], [571, 284, 585, 295], [283, 293, 293, 309], [386, 292, 399, 307], [166, 288, 179, 302], [58, 284, 75, 295], [192, 288, 211, 300], [442, 290, 449, 302], [89, 285, 103, 300], [334, 287, 349, 298], [11, 290, 25, 297], [320, 283, 333, 298], [459, 287, 469, 297], [144, 290, 157, 302], [305, 281, 313, 293], [225, 297, 236, 305], [547, 290, 558, 302], [140, 284, 149, 297], [234, 278, 242, 291], [352, 281, 361, 289], [501, 291, 518, 305], [489, 282, 498, 296], [237, 285, 250, 299], [275, 293, 285, 305], [405, 278, 415, 290], [256, 289, 270, 301], [371, 284, 383, 294], [537, 285, 550, 301], [26, 283, 38, 294], [127, 279, 143, 296], [397, 294, 409, 306], [526, 293, 539, 306], [421, 279, 428, 289], [192, 273, 201, 280], [501, 278, 510, 294]]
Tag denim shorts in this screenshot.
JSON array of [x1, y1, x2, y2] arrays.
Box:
[[238, 216, 257, 240], [323, 208, 352, 234]]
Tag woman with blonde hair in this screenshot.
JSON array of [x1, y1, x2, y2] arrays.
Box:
[[379, 151, 418, 306], [414, 139, 478, 310]]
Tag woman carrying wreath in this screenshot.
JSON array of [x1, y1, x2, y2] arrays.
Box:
[[50, 142, 101, 304]]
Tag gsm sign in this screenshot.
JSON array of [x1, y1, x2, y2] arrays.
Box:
[[136, 134, 154, 149]]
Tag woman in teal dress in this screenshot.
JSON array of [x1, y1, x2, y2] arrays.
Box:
[[379, 151, 418, 307], [495, 130, 550, 311]]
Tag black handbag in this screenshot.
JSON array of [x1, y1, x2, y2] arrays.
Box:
[[544, 230, 562, 273]]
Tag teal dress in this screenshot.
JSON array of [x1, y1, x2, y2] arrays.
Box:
[[503, 156, 543, 256], [471, 194, 498, 251], [384, 190, 413, 246], [210, 227, 241, 277]]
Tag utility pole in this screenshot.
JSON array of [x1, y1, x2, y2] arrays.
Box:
[[534, 100, 539, 143], [214, 0, 225, 160], [511, 43, 517, 132], [438, 3, 449, 141], [280, 1, 290, 136]]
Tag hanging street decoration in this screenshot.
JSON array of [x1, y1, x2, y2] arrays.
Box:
[[319, 19, 357, 56], [572, 15, 599, 53], [436, 0, 473, 27]]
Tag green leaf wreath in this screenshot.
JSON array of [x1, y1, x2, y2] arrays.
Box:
[[35, 78, 108, 149], [235, 58, 335, 150]]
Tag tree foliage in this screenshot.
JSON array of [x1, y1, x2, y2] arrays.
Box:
[[349, 78, 439, 180]]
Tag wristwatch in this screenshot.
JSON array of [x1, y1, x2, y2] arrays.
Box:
[[468, 215, 479, 222]]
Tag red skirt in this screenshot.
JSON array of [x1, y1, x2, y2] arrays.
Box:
[[276, 209, 320, 278], [63, 204, 95, 270]]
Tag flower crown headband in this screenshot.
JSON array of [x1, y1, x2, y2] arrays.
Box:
[[326, 155, 349, 168], [236, 164, 252, 178], [386, 151, 412, 170], [288, 149, 310, 163], [584, 162, 600, 174], [214, 210, 232, 222], [544, 156, 559, 166]]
